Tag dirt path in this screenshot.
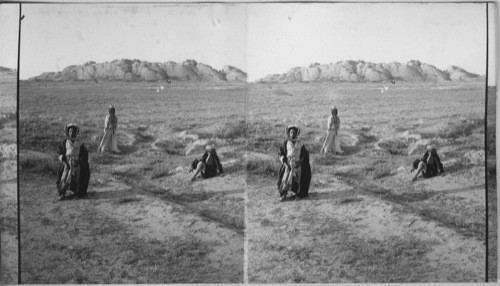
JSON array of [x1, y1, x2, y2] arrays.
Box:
[[20, 127, 244, 283], [90, 175, 244, 280], [17, 81, 494, 283], [245, 117, 488, 282], [244, 83, 490, 282], [1, 122, 18, 284], [247, 168, 485, 283]]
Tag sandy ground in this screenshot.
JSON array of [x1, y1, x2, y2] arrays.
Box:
[[0, 134, 18, 284], [245, 82, 490, 283], [95, 158, 244, 270], [19, 125, 245, 283], [90, 174, 244, 279], [247, 171, 485, 282], [1, 152, 18, 284], [0, 73, 18, 284], [16, 80, 495, 283]]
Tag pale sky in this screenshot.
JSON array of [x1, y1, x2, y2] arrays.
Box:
[[0, 2, 496, 83], [0, 4, 19, 70], [247, 3, 493, 81], [17, 4, 247, 79]]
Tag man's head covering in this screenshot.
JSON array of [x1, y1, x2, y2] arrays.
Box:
[[205, 145, 216, 155], [286, 125, 300, 136], [109, 105, 116, 115], [65, 123, 79, 138], [331, 106, 338, 115], [426, 145, 437, 151]]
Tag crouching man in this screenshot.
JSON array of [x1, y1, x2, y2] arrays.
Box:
[[189, 145, 223, 182], [411, 145, 444, 182]]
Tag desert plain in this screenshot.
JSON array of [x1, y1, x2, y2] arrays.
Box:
[[0, 72, 18, 285], [12, 78, 497, 283]]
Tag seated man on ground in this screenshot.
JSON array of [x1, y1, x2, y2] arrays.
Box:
[[189, 145, 223, 182], [411, 144, 444, 182]]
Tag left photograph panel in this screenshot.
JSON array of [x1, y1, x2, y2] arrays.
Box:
[[0, 3, 19, 285], [18, 4, 247, 283]]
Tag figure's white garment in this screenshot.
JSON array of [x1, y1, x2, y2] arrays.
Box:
[[98, 115, 119, 152]]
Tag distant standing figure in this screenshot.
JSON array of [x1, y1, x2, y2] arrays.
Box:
[[411, 145, 444, 182], [321, 106, 343, 155], [277, 125, 311, 201], [98, 105, 120, 153], [56, 123, 90, 200], [189, 145, 224, 182]]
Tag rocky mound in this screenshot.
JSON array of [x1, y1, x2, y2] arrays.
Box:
[[28, 59, 247, 83], [257, 60, 482, 83], [221, 65, 247, 82], [446, 65, 482, 81], [0, 66, 16, 75]]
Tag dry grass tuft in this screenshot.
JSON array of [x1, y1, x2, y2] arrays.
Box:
[[420, 118, 483, 140], [197, 120, 247, 140], [0, 112, 16, 129], [340, 197, 363, 204], [246, 158, 279, 177], [19, 153, 59, 176], [20, 116, 61, 151], [153, 139, 185, 155], [357, 132, 378, 144], [116, 197, 143, 204], [217, 120, 247, 139], [313, 154, 337, 166], [223, 158, 246, 175], [487, 123, 496, 155], [341, 235, 436, 282], [383, 191, 432, 203], [90, 153, 116, 166], [377, 139, 408, 155]]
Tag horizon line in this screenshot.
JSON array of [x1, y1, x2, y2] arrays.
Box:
[[16, 58, 486, 79]]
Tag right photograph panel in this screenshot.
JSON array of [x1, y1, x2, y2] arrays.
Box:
[[245, 2, 495, 283]]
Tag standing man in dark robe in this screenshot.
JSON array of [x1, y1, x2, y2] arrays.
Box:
[[277, 125, 311, 201], [56, 123, 90, 200]]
